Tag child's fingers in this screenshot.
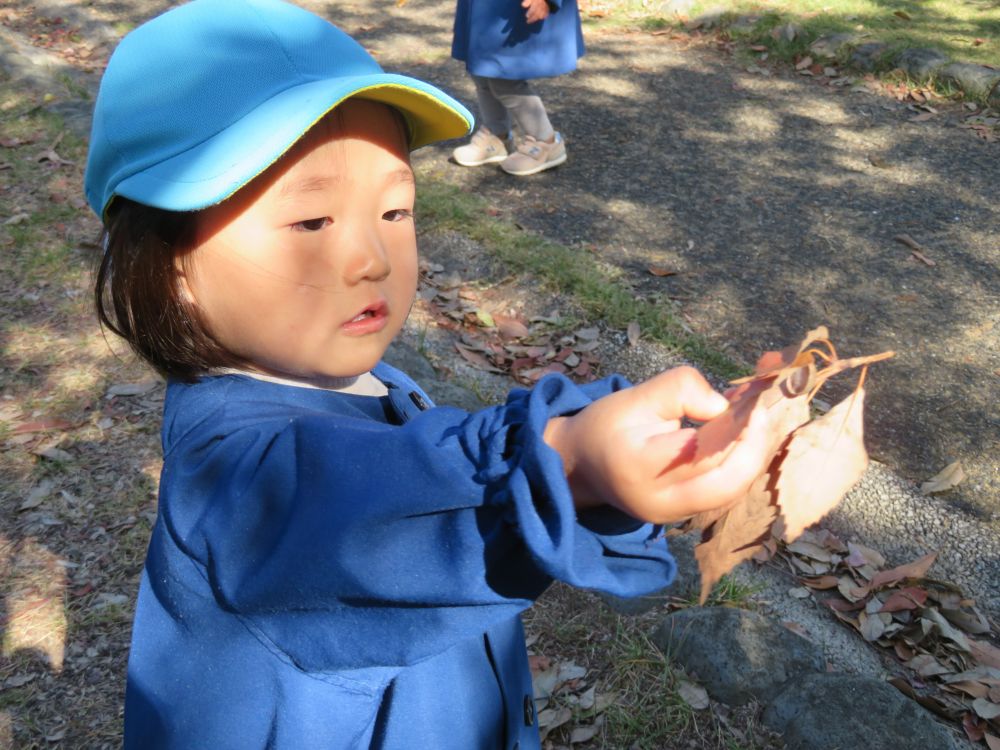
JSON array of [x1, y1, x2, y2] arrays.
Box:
[[643, 405, 772, 521], [636, 366, 731, 424]]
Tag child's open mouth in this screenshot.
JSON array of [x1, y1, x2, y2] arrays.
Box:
[[343, 302, 388, 334]]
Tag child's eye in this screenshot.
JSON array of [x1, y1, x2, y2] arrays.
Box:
[[293, 217, 331, 232], [383, 209, 413, 223]]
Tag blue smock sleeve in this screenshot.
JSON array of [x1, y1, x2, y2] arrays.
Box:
[[159, 373, 675, 672]]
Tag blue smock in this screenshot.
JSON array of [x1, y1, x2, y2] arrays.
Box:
[[452, 0, 585, 80], [123, 363, 675, 748]]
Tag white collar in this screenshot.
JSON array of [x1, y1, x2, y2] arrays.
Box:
[[212, 368, 389, 397]]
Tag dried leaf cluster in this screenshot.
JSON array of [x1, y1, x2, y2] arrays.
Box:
[[528, 651, 614, 746], [779, 529, 1000, 748], [679, 327, 894, 603], [418, 261, 601, 385]]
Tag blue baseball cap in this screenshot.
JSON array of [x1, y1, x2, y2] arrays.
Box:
[[84, 0, 473, 219]]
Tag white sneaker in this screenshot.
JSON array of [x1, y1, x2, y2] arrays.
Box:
[[452, 128, 509, 167], [500, 132, 566, 176]]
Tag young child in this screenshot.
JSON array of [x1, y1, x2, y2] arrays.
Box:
[[85, 1, 769, 747], [450, 0, 582, 175]]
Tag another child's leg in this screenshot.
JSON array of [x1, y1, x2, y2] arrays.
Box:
[[486, 79, 566, 176], [486, 78, 553, 142], [451, 75, 511, 167], [471, 75, 511, 138]]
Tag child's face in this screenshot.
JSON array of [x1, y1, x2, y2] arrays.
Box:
[[178, 100, 417, 384]]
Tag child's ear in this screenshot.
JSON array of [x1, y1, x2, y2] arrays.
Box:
[[173, 254, 199, 307]]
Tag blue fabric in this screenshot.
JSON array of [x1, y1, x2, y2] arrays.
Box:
[[452, 0, 584, 80], [124, 363, 675, 748]]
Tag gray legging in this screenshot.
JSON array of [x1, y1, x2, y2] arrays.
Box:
[[471, 75, 555, 142]]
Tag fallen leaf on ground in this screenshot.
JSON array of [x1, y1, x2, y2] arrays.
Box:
[[13, 417, 74, 434], [626, 321, 640, 346], [647, 265, 677, 277], [677, 679, 710, 710], [920, 461, 964, 495]]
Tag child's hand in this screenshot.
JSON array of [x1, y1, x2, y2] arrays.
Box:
[[544, 367, 771, 524], [522, 0, 551, 24]]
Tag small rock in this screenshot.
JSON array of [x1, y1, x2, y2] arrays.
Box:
[[896, 48, 950, 80], [687, 7, 725, 30], [938, 62, 1000, 101], [809, 33, 860, 60], [780, 23, 802, 43], [850, 42, 888, 72], [763, 673, 957, 750], [651, 606, 824, 705], [729, 15, 761, 34]]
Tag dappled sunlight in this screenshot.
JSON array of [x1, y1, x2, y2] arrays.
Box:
[[777, 98, 856, 128], [1, 535, 68, 671], [726, 101, 782, 139], [0, 322, 136, 408], [579, 72, 653, 102]]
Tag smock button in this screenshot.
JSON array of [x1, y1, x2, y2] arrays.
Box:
[[408, 391, 429, 411], [523, 695, 534, 726]]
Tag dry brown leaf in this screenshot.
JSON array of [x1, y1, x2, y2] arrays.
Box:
[[13, 417, 74, 435], [774, 387, 869, 542], [682, 328, 892, 601], [879, 586, 928, 612], [626, 321, 640, 346], [494, 315, 529, 340], [970, 639, 1000, 671], [920, 461, 965, 495], [688, 326, 893, 600], [866, 552, 937, 592], [647, 265, 677, 277], [693, 472, 778, 602]]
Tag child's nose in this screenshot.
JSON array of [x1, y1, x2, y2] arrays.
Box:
[[343, 224, 391, 284]]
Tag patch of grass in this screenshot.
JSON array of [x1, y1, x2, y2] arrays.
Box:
[[415, 176, 745, 380], [584, 0, 1000, 97], [601, 622, 701, 748], [525, 585, 778, 748], [688, 574, 763, 609]]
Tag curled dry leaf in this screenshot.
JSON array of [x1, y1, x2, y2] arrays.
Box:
[[920, 461, 965, 495], [682, 327, 893, 602]]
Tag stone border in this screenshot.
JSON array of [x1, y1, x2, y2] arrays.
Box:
[[650, 606, 969, 750], [808, 33, 1000, 106], [685, 9, 1000, 107]]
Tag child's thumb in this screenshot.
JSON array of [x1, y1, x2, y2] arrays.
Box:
[[638, 366, 731, 424]]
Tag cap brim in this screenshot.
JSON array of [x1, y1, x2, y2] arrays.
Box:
[[111, 73, 473, 214]]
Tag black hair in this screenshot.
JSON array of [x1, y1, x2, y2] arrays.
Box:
[[94, 198, 246, 382]]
